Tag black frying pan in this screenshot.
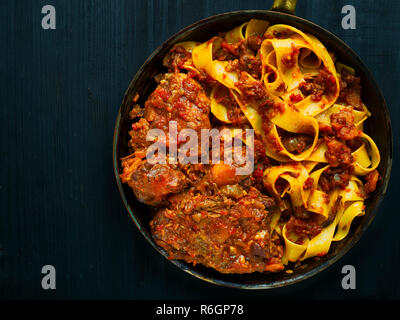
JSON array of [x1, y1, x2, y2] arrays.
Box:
[[113, 0, 392, 289]]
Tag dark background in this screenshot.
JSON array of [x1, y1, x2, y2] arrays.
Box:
[[0, 0, 399, 299]]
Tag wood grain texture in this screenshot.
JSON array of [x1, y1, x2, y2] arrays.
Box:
[[0, 0, 399, 299]]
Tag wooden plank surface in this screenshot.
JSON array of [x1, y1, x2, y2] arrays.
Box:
[[0, 0, 399, 299]]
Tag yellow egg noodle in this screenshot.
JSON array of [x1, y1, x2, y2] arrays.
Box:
[[171, 20, 380, 264]]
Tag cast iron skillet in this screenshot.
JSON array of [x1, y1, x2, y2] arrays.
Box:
[[113, 0, 392, 289]]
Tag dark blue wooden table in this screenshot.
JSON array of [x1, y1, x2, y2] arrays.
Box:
[[1, 0, 399, 299]]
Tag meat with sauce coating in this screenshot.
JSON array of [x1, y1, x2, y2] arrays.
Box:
[[150, 187, 283, 273], [123, 162, 188, 206]]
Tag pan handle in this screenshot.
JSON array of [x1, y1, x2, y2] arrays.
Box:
[[271, 0, 297, 15]]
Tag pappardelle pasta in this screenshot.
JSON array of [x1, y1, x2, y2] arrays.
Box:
[[120, 20, 380, 273]]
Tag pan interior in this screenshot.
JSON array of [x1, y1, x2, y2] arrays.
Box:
[[113, 10, 392, 289]]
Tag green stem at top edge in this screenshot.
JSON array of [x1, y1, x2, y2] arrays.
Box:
[[271, 0, 297, 15]]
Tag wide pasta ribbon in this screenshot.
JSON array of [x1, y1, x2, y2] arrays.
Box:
[[264, 162, 367, 262], [194, 20, 269, 123], [264, 164, 338, 221], [193, 36, 240, 91], [193, 22, 323, 162], [263, 163, 312, 208], [315, 103, 370, 127], [263, 25, 340, 117], [225, 19, 270, 44], [274, 163, 369, 262], [192, 19, 270, 92]]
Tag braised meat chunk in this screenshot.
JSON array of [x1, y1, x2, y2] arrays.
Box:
[[151, 187, 283, 274], [121, 73, 212, 205]]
